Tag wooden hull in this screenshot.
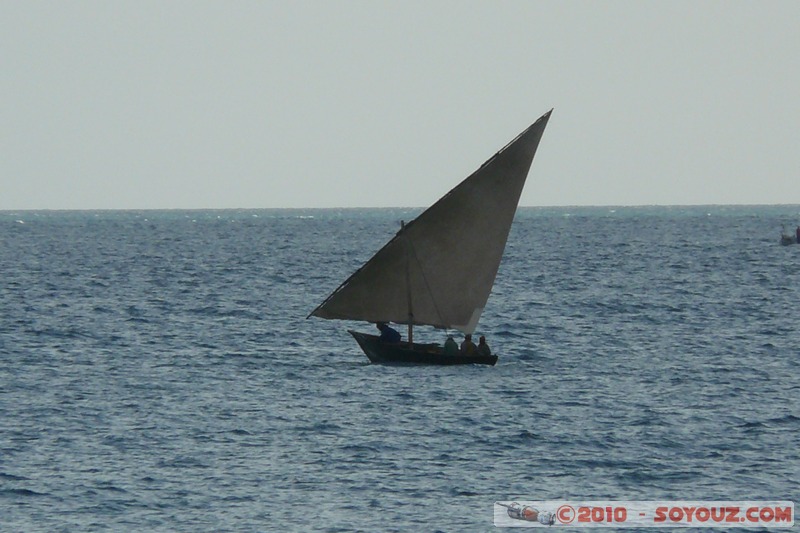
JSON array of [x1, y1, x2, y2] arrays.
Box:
[[348, 330, 498, 366]]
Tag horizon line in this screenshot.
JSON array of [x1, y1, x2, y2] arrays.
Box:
[[3, 203, 800, 212]]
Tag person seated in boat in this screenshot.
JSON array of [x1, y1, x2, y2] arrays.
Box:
[[443, 335, 459, 356], [477, 335, 491, 356], [796, 226, 800, 243], [460, 334, 477, 355], [376, 322, 401, 344]]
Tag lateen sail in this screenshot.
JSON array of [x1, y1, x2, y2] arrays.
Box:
[[309, 110, 552, 334]]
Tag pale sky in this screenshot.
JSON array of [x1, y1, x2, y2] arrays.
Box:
[[2, 1, 799, 210]]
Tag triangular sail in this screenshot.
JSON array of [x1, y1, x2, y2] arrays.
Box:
[[309, 110, 552, 333]]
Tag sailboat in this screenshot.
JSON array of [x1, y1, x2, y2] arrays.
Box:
[[309, 110, 553, 365]]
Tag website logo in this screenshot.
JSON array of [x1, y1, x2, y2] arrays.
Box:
[[494, 501, 794, 528]]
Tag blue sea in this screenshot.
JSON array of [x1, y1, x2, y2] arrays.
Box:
[[2, 206, 799, 532]]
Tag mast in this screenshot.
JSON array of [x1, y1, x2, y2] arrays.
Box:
[[402, 221, 414, 347]]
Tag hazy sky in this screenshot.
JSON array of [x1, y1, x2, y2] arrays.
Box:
[[3, 1, 799, 209]]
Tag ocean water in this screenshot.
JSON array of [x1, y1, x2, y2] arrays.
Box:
[[1, 206, 798, 532]]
